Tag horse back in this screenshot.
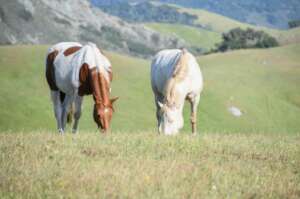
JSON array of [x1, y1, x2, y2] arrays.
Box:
[[151, 49, 203, 97], [151, 49, 182, 93], [46, 42, 82, 93], [46, 42, 112, 95]]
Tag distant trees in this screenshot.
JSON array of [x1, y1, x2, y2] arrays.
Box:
[[288, 20, 300, 29], [215, 28, 279, 52]]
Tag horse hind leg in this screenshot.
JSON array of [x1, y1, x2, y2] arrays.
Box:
[[51, 91, 64, 133], [188, 93, 201, 135], [67, 105, 73, 124], [72, 96, 83, 134], [61, 93, 74, 133], [61, 91, 74, 126]]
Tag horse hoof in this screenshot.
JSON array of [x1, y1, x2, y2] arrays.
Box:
[[58, 129, 65, 134], [192, 132, 198, 137]]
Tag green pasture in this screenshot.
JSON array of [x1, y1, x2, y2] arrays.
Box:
[[0, 45, 300, 133], [0, 132, 299, 198]]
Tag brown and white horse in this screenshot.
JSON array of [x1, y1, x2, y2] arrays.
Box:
[[46, 42, 118, 133]]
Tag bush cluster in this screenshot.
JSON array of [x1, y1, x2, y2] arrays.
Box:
[[288, 20, 300, 29], [215, 28, 279, 52]]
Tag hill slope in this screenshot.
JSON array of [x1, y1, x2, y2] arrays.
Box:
[[144, 5, 300, 52], [163, 0, 300, 29], [177, 7, 300, 46], [146, 23, 222, 51], [0, 45, 300, 133], [0, 0, 181, 57], [121, 0, 300, 29]]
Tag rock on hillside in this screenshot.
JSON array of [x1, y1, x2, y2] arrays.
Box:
[[0, 0, 183, 57]]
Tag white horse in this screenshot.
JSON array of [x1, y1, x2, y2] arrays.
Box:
[[46, 42, 118, 134], [151, 49, 203, 135]]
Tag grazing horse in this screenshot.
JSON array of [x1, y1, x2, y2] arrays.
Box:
[[151, 49, 203, 135], [46, 42, 118, 133]]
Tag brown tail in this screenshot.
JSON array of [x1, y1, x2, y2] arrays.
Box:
[[67, 103, 74, 124]]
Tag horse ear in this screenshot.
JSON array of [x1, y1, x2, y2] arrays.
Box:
[[110, 97, 119, 104]]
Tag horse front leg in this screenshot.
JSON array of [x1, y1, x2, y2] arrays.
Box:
[[154, 92, 164, 134], [72, 95, 83, 134], [51, 91, 63, 133], [189, 94, 200, 135]]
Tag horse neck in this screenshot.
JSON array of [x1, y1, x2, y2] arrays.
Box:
[[98, 71, 110, 106], [165, 51, 189, 107], [165, 80, 188, 110], [91, 68, 110, 107]]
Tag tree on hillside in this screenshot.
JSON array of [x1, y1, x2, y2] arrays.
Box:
[[216, 28, 279, 52], [288, 20, 300, 29]]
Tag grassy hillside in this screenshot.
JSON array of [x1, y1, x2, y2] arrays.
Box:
[[147, 4, 300, 47], [179, 8, 256, 33], [198, 44, 300, 133], [177, 7, 300, 46], [146, 23, 222, 51], [0, 44, 300, 133], [277, 27, 300, 45], [0, 132, 299, 198], [0, 45, 299, 198]]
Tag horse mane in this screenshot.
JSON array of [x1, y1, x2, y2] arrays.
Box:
[[82, 43, 112, 107], [165, 48, 189, 107], [78, 43, 112, 100], [86, 42, 112, 82]]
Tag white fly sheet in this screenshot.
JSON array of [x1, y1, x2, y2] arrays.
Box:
[[52, 42, 112, 94]]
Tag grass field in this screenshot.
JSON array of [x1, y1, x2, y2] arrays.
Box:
[[0, 44, 300, 198], [0, 131, 299, 198], [0, 44, 300, 133]]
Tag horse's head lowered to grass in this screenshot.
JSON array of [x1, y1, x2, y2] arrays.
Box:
[[90, 67, 118, 133], [93, 97, 118, 132], [157, 101, 184, 135]]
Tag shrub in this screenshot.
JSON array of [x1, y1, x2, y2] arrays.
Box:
[[288, 20, 300, 29], [216, 28, 279, 52]]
